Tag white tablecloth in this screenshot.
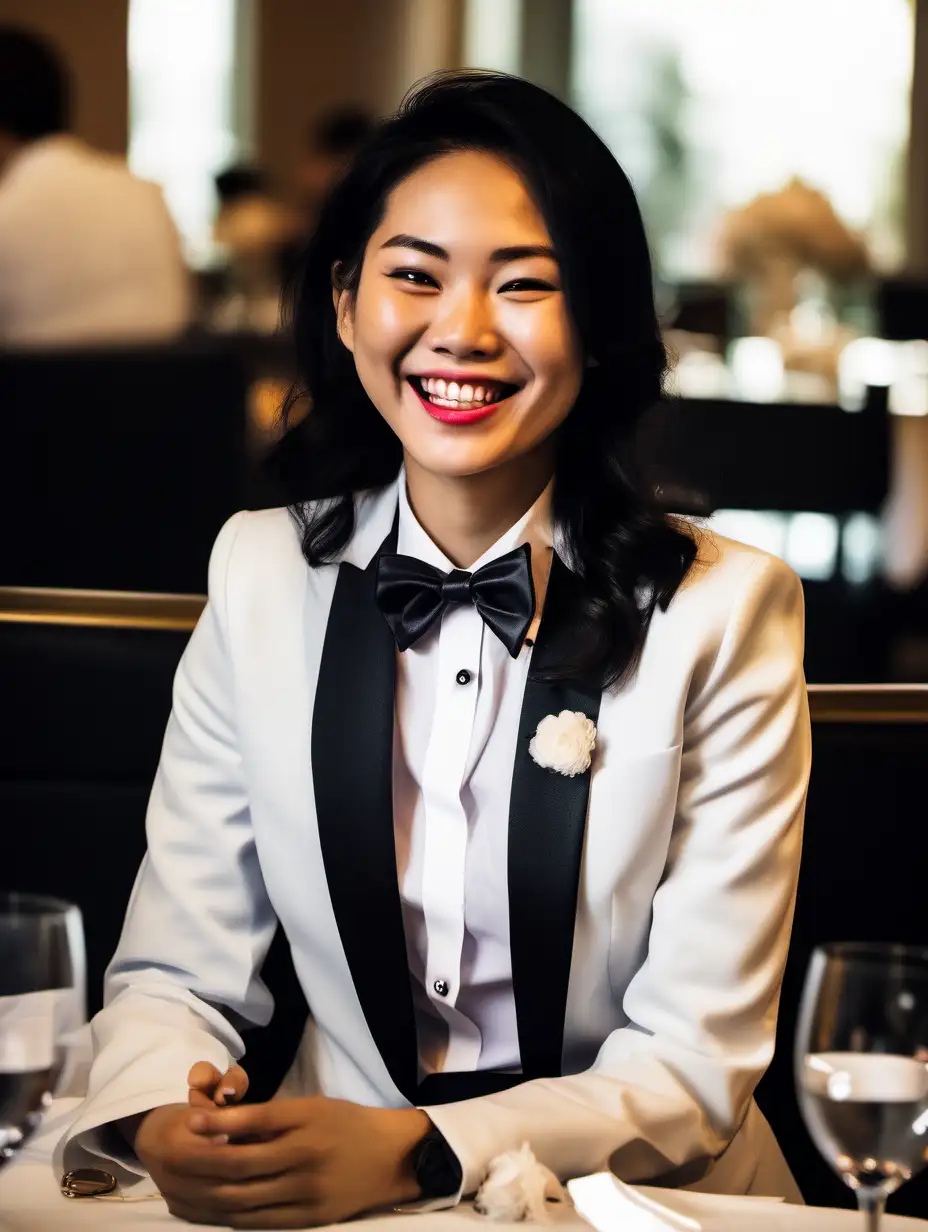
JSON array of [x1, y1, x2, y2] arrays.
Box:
[[0, 1101, 924, 1232]]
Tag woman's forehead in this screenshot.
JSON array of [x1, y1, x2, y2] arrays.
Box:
[[373, 150, 553, 251]]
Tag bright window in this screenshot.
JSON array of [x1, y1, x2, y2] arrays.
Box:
[[572, 0, 915, 278], [128, 0, 248, 264]]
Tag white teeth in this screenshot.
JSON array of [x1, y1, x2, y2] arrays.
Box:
[[414, 376, 513, 408]]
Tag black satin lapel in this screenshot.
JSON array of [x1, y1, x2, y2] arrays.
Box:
[[508, 553, 602, 1079], [312, 520, 419, 1102]]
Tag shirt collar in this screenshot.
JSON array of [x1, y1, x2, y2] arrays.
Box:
[[397, 467, 555, 629]]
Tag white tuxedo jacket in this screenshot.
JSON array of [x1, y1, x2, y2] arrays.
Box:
[[59, 477, 811, 1201]]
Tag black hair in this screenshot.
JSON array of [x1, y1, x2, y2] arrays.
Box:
[[280, 70, 697, 690], [307, 107, 377, 158], [0, 26, 70, 141]]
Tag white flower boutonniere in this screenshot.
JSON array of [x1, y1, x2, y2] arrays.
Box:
[[475, 1143, 567, 1222], [529, 710, 597, 777]]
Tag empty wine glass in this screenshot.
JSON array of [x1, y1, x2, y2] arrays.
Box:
[[0, 893, 84, 1169], [796, 942, 928, 1231]]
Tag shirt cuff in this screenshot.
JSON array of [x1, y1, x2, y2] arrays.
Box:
[[418, 1101, 496, 1201], [55, 1085, 192, 1194]]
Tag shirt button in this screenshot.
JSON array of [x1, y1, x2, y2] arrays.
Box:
[[455, 669, 472, 686], [433, 979, 450, 998]]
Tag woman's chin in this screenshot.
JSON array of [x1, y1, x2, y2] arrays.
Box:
[[403, 442, 508, 479], [393, 414, 514, 478]]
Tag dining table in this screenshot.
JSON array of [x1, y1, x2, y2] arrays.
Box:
[[0, 1098, 924, 1232]]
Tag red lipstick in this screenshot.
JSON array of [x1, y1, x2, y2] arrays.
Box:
[[408, 378, 506, 425]]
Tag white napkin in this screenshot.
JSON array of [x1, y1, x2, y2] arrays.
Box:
[[569, 1173, 701, 1232], [569, 1173, 787, 1232]]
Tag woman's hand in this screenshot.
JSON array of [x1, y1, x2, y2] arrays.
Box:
[[164, 1096, 432, 1228], [114, 1061, 247, 1157], [188, 1060, 249, 1109], [133, 1102, 236, 1216]]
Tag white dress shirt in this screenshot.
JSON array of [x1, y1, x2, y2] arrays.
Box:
[[393, 478, 554, 1077], [0, 136, 190, 346]]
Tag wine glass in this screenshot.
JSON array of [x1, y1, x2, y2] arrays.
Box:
[[796, 942, 928, 1231], [0, 893, 84, 1169]]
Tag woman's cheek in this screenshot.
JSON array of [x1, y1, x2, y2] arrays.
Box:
[[357, 289, 412, 349], [503, 302, 579, 375]]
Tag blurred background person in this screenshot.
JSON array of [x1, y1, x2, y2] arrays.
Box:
[[293, 105, 377, 231], [0, 24, 190, 347], [209, 163, 300, 334]]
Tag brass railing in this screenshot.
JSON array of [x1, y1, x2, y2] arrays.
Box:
[[2, 586, 928, 722], [0, 586, 205, 632], [806, 684, 928, 724]]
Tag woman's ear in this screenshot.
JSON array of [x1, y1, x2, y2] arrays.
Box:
[[331, 265, 356, 354], [333, 290, 356, 353]]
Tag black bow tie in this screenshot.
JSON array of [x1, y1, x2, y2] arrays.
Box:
[[375, 543, 535, 658]]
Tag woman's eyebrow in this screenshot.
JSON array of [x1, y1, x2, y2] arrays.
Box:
[[380, 234, 448, 259], [379, 235, 558, 264], [489, 244, 557, 263]]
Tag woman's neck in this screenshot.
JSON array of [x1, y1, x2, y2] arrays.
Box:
[[403, 446, 555, 568]]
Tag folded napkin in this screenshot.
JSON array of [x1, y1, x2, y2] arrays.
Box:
[[568, 1173, 786, 1232], [569, 1173, 700, 1232]]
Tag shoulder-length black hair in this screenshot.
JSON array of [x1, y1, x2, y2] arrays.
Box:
[[279, 69, 697, 689]]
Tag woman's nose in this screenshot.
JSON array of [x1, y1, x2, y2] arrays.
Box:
[[428, 289, 502, 360]]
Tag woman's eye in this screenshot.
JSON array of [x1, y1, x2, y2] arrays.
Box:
[[499, 278, 558, 294], [387, 268, 439, 289]]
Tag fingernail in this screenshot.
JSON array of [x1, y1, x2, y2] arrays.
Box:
[[211, 1133, 230, 1146], [220, 1087, 237, 1099]]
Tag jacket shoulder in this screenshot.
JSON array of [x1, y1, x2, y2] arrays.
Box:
[[205, 506, 310, 609], [676, 524, 801, 608]]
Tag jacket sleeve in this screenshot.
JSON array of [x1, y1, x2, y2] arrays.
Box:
[[55, 511, 277, 1185], [424, 552, 811, 1199]]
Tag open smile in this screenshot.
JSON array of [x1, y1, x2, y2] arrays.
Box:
[[407, 374, 522, 425]]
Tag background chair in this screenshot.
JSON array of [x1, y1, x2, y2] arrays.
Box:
[[633, 386, 891, 519], [634, 387, 893, 682], [0, 338, 250, 594]]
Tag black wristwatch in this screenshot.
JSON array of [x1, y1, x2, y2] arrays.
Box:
[[411, 1126, 463, 1199]]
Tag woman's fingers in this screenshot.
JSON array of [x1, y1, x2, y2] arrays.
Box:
[[187, 1061, 250, 1115], [188, 1061, 223, 1097], [214, 1064, 249, 1106], [210, 1059, 247, 1108]]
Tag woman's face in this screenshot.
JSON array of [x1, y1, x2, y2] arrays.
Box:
[[335, 150, 583, 478]]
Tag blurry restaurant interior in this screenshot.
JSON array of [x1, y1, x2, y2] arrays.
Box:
[[3, 0, 928, 1215]]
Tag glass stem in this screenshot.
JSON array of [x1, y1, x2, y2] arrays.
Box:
[[856, 1189, 886, 1232]]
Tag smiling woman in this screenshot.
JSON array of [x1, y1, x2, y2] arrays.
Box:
[[284, 70, 697, 687], [57, 71, 811, 1230]]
